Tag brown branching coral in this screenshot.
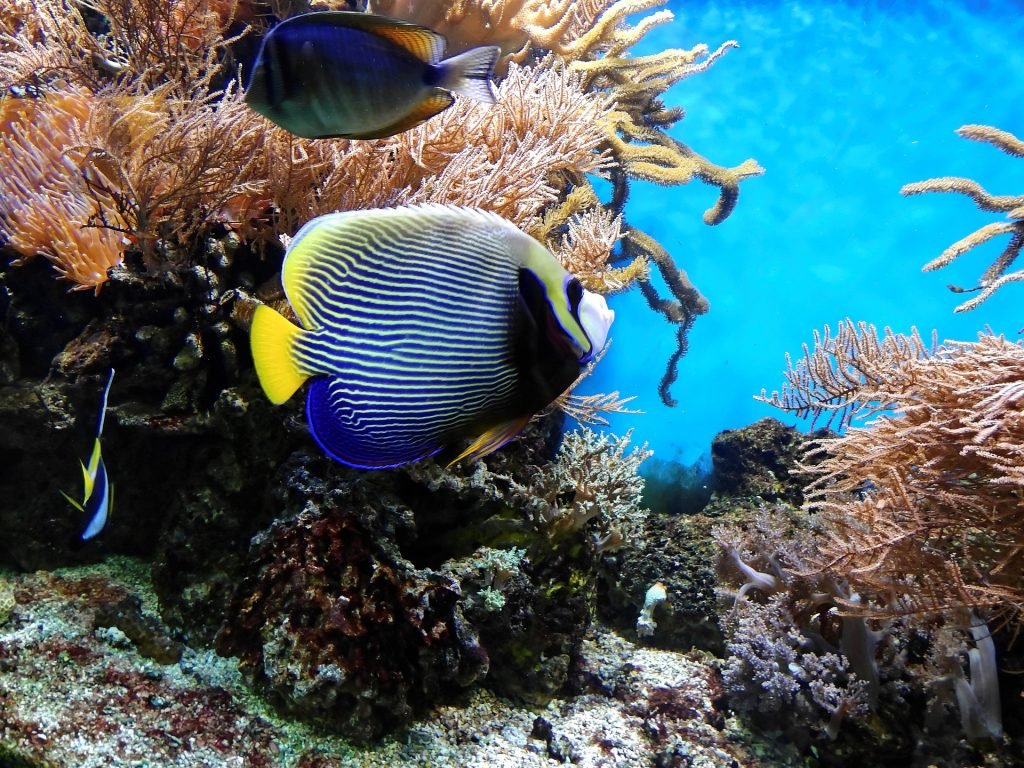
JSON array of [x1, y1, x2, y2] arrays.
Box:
[[0, 0, 263, 284], [756, 319, 934, 430], [77, 81, 267, 266], [763, 319, 1024, 628], [369, 0, 671, 70], [901, 125, 1024, 312], [2, 0, 761, 417]]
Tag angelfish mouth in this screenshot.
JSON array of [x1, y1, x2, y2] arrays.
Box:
[[577, 289, 614, 363]]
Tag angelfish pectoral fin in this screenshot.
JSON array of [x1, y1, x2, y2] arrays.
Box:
[[447, 414, 533, 467]]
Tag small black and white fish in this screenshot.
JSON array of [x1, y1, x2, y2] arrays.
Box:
[[61, 368, 115, 540], [250, 204, 614, 468], [244, 10, 500, 139]]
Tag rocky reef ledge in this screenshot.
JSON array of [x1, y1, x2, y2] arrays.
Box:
[[0, 558, 760, 768]]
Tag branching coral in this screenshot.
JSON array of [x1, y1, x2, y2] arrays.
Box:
[[762, 319, 1024, 628], [756, 319, 934, 430], [248, 57, 625, 305], [2, 0, 761, 413], [528, 427, 652, 548], [77, 81, 267, 267], [0, 0, 264, 284], [369, 0, 671, 69], [901, 125, 1024, 312], [722, 593, 873, 739]]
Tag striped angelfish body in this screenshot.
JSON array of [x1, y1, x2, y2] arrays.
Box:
[[264, 205, 582, 469]]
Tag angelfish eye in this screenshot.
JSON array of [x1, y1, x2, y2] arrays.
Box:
[[566, 278, 584, 311]]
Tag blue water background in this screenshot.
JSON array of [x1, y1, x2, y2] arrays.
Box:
[[576, 0, 1024, 472]]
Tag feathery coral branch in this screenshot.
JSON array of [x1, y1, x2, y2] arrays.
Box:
[[764, 321, 1024, 627], [901, 124, 1024, 312]]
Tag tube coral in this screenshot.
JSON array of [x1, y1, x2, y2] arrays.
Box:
[[901, 125, 1024, 312]]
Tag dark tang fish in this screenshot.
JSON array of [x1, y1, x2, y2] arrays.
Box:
[[250, 204, 614, 468], [244, 11, 500, 139]]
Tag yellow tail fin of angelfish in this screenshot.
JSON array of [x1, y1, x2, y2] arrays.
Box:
[[251, 304, 309, 404]]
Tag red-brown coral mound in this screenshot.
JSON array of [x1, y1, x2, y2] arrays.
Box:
[[215, 506, 488, 742]]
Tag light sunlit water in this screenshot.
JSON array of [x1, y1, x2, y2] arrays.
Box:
[[577, 0, 1024, 473]]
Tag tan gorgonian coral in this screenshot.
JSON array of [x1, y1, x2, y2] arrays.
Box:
[[0, 88, 129, 292], [764, 319, 1024, 628], [756, 319, 934, 430], [1, 0, 759, 423], [0, 0, 265, 279], [85, 0, 243, 88], [369, 0, 671, 69], [901, 125, 1024, 313], [0, 0, 41, 42], [77, 81, 267, 267]]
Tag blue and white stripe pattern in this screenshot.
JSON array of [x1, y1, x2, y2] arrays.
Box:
[[284, 205, 537, 468]]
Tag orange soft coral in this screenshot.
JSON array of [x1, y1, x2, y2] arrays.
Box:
[[0, 89, 129, 293]]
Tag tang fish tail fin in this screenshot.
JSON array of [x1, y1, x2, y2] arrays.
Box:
[[440, 46, 499, 104], [251, 303, 310, 405], [447, 414, 533, 467]]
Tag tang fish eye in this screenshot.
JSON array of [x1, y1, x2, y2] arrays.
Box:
[[566, 278, 584, 311]]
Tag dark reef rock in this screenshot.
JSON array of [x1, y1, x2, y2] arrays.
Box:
[[597, 507, 741, 656], [215, 504, 488, 743], [2, 240, 627, 741], [710, 416, 823, 505], [213, 434, 597, 739]]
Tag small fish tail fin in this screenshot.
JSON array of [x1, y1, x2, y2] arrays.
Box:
[[439, 46, 499, 104], [251, 303, 310, 405]]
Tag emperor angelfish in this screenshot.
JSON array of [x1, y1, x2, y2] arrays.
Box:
[[250, 204, 615, 469], [244, 10, 500, 140]]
